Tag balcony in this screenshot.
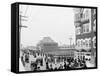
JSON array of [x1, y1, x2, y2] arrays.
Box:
[[81, 18, 89, 24], [74, 23, 81, 27]]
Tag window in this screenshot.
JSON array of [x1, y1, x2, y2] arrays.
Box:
[[92, 36, 96, 48], [85, 10, 89, 20], [93, 9, 96, 15], [81, 9, 89, 21], [93, 19, 96, 32], [88, 38, 91, 48], [83, 23, 90, 33], [75, 13, 81, 21], [84, 38, 91, 49], [77, 39, 81, 47], [82, 40, 85, 48], [80, 39, 83, 48], [77, 38, 92, 49], [76, 27, 81, 35], [85, 39, 88, 47], [77, 40, 79, 47]]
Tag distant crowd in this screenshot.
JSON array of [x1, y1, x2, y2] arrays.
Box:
[[20, 49, 87, 71]]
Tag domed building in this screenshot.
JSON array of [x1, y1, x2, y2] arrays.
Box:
[[37, 37, 58, 53], [37, 37, 75, 59]]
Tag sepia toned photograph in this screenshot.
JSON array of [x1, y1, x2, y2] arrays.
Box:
[[11, 3, 97, 73]]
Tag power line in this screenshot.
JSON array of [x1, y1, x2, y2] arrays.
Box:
[[19, 6, 28, 56], [19, 5, 29, 31]]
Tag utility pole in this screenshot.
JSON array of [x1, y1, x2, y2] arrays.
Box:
[[19, 12, 28, 58]]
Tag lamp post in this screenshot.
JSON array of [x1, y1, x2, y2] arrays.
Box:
[[69, 36, 72, 47]]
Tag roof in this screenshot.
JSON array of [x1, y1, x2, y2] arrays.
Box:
[[40, 37, 55, 43], [44, 48, 76, 56]]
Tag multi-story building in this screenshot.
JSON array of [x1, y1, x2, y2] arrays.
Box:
[[74, 8, 96, 65]]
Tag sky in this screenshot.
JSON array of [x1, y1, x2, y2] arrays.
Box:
[[19, 5, 75, 47]]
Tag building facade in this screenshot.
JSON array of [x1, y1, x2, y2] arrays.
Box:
[[74, 8, 96, 65]]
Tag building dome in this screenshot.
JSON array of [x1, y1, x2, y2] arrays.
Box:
[[38, 37, 56, 45]]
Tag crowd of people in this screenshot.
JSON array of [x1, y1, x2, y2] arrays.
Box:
[[20, 49, 88, 71]]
